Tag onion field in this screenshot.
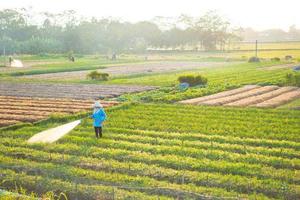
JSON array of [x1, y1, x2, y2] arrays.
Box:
[[0, 104, 299, 199]]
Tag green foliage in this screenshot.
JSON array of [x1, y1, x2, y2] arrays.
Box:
[[286, 72, 300, 86], [0, 9, 237, 54], [178, 74, 208, 86], [285, 55, 293, 60], [271, 57, 280, 61], [0, 103, 299, 199], [86, 71, 109, 81]]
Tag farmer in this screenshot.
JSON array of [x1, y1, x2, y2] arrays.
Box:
[[8, 57, 12, 66], [91, 101, 107, 138]]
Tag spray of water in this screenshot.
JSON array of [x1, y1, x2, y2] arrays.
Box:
[[28, 120, 81, 143], [10, 59, 24, 68]]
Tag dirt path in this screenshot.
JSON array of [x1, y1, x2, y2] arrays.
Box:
[[23, 61, 231, 80]]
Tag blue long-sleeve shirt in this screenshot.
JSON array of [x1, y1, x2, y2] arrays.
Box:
[[91, 109, 107, 127]]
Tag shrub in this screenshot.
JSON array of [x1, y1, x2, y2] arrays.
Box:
[[285, 55, 293, 60], [12, 72, 25, 76], [286, 73, 300, 86], [271, 57, 280, 62], [87, 71, 109, 81], [248, 57, 260, 63], [241, 56, 248, 60], [178, 74, 208, 86]]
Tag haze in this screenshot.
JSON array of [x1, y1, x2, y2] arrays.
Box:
[[1, 0, 299, 31]]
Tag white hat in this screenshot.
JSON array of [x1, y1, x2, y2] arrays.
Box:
[[94, 101, 103, 108]]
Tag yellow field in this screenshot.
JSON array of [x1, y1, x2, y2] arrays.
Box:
[[229, 41, 300, 50]]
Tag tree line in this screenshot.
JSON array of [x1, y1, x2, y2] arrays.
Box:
[[3, 8, 298, 55]]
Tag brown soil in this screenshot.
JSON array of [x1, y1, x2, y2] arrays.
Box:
[[0, 95, 118, 128], [180, 85, 300, 108]]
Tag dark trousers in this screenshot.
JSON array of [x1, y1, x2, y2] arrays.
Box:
[[94, 127, 102, 138]]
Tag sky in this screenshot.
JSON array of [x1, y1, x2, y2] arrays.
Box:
[[1, 0, 299, 31]]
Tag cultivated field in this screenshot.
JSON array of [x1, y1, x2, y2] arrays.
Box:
[[0, 96, 117, 127], [229, 41, 300, 51], [180, 85, 300, 108], [0, 104, 299, 199], [23, 61, 230, 80], [0, 82, 156, 99], [0, 55, 140, 74], [0, 53, 299, 199]]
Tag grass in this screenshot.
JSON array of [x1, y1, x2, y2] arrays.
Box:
[[0, 103, 299, 199]]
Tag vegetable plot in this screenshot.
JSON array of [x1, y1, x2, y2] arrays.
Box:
[[180, 85, 300, 108], [0, 96, 117, 127]]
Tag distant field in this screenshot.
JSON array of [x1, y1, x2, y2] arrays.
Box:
[[0, 55, 143, 75], [22, 61, 232, 81], [229, 41, 300, 51], [0, 82, 156, 99], [107, 61, 300, 103]]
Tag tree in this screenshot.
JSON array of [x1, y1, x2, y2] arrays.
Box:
[[194, 11, 230, 51], [0, 8, 240, 54]]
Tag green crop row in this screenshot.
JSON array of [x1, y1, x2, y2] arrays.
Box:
[[0, 154, 251, 199], [0, 167, 169, 200], [0, 144, 296, 199], [71, 129, 300, 159], [106, 104, 300, 141], [0, 138, 297, 186], [0, 103, 299, 199]]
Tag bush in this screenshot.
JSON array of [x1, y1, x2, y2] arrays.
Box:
[[285, 55, 293, 60], [87, 71, 109, 81], [286, 73, 300, 86], [248, 57, 260, 63], [271, 57, 280, 62], [178, 74, 208, 86], [241, 56, 248, 60]]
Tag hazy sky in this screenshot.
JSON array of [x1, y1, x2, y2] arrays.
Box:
[[1, 0, 299, 30]]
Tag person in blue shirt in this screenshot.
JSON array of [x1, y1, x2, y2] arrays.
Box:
[[91, 101, 107, 138]]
